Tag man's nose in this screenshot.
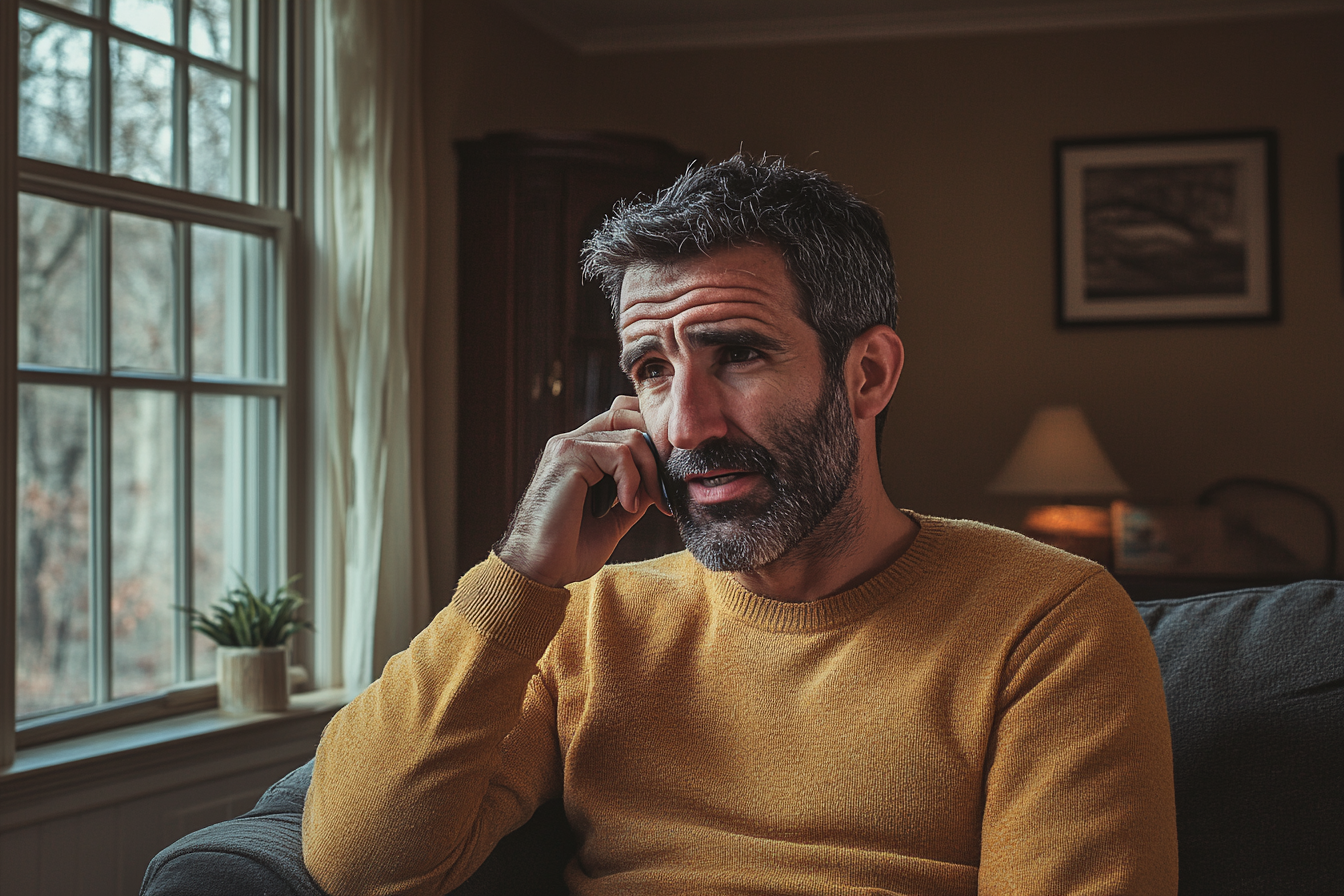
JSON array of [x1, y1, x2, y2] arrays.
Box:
[[665, 367, 729, 450]]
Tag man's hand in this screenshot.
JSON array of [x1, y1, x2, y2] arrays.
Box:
[[495, 395, 670, 587]]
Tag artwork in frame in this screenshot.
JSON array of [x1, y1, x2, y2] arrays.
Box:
[[1055, 131, 1279, 326]]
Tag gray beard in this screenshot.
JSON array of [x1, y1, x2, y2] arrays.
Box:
[[664, 375, 860, 572]]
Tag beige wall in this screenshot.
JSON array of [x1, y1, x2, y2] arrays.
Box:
[[423, 4, 1344, 594]]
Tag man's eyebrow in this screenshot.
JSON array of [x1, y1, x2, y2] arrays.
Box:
[[620, 335, 663, 374], [684, 325, 786, 355], [620, 326, 787, 374]]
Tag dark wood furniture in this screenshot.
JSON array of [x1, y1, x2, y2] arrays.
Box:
[[455, 132, 697, 579]]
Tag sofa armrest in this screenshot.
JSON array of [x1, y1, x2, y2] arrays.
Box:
[[141, 760, 575, 896], [140, 761, 328, 896], [1136, 579, 1344, 895]]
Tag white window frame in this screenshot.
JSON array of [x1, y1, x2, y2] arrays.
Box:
[[1, 0, 309, 766]]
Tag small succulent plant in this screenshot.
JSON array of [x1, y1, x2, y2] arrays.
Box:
[[181, 575, 312, 647]]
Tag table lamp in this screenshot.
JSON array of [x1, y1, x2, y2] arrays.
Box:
[[988, 405, 1129, 564]]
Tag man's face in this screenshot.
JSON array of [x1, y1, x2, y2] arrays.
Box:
[[618, 244, 859, 571]]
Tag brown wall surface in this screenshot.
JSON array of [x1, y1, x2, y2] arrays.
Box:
[[423, 3, 1344, 595]]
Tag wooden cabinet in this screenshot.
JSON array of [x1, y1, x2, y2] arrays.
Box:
[[455, 132, 696, 577]]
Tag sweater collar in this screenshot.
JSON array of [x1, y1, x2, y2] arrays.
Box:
[[701, 512, 947, 633]]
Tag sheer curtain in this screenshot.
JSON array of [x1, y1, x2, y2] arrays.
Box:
[[312, 0, 429, 693]]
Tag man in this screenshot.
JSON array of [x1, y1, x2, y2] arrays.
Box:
[[303, 156, 1178, 895]]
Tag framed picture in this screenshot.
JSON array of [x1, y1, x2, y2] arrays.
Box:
[[1055, 131, 1279, 326]]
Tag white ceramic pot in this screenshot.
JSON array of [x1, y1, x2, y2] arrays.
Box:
[[216, 645, 289, 713]]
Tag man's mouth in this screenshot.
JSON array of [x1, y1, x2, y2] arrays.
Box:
[[690, 471, 746, 487], [684, 469, 761, 504]]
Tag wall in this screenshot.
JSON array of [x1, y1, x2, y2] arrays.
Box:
[[422, 4, 1344, 590], [420, 1, 585, 599]]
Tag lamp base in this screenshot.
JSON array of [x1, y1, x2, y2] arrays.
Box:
[[1022, 504, 1113, 566]]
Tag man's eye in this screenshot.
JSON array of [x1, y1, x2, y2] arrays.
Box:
[[637, 361, 668, 381], [723, 346, 760, 364]]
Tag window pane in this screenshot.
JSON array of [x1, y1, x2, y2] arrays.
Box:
[[192, 394, 280, 679], [193, 225, 274, 378], [112, 211, 178, 373], [190, 0, 235, 64], [19, 10, 91, 168], [41, 0, 94, 12], [189, 67, 241, 199], [111, 389, 177, 699], [16, 385, 93, 718], [19, 194, 93, 370], [111, 0, 175, 46], [111, 40, 174, 186]]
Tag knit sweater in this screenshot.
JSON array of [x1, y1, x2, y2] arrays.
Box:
[[302, 515, 1178, 895]]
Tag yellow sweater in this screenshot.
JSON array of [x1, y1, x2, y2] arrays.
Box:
[[303, 515, 1178, 895]]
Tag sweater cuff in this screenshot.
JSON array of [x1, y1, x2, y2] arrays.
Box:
[[450, 553, 571, 659]]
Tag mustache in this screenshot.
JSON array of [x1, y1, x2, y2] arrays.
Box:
[[664, 437, 776, 482]]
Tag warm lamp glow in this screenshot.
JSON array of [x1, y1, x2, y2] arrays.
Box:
[[1022, 504, 1111, 538], [988, 406, 1129, 498]]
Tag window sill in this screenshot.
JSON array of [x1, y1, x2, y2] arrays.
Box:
[[0, 688, 347, 832]]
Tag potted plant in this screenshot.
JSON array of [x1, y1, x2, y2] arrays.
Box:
[[183, 576, 312, 713]]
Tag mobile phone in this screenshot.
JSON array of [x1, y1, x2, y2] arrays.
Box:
[[589, 432, 672, 518]]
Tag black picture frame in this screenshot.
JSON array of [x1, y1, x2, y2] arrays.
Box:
[[1055, 130, 1279, 327]]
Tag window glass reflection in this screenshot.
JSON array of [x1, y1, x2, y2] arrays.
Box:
[[19, 10, 91, 169], [19, 194, 93, 370], [111, 40, 175, 186], [112, 211, 178, 374], [191, 0, 235, 64], [190, 67, 241, 198], [16, 385, 93, 718], [111, 0, 175, 45], [111, 389, 178, 700]]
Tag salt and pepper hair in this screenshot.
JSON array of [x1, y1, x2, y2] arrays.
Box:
[[580, 152, 900, 437]]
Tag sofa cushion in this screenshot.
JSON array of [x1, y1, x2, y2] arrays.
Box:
[[1135, 579, 1344, 895]]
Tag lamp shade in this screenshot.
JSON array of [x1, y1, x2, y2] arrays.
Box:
[[988, 406, 1129, 498]]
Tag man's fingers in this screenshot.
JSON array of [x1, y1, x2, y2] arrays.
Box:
[[498, 406, 664, 586], [605, 431, 667, 516], [555, 429, 665, 515], [572, 402, 646, 436]]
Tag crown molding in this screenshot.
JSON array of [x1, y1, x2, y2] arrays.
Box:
[[501, 0, 1344, 54]]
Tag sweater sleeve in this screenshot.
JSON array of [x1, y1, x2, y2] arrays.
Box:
[[978, 571, 1178, 896], [302, 555, 570, 896]]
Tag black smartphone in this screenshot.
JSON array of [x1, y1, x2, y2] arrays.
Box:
[[590, 432, 672, 518]]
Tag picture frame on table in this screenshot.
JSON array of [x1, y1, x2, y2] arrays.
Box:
[[1055, 130, 1279, 326]]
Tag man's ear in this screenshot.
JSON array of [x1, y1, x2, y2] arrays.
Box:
[[846, 326, 903, 421]]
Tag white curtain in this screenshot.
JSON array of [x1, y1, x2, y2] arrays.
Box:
[[312, 0, 429, 693]]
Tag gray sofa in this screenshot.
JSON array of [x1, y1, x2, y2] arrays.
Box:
[[141, 579, 1344, 895]]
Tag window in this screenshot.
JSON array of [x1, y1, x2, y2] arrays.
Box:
[[7, 0, 298, 748]]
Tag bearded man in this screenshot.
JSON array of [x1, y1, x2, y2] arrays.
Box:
[[303, 156, 1178, 895]]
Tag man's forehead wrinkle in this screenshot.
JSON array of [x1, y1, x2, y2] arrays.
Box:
[[621, 270, 772, 308], [618, 291, 773, 331], [620, 258, 780, 308]]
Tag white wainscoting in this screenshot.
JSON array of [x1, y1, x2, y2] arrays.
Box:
[[1, 691, 344, 896]]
